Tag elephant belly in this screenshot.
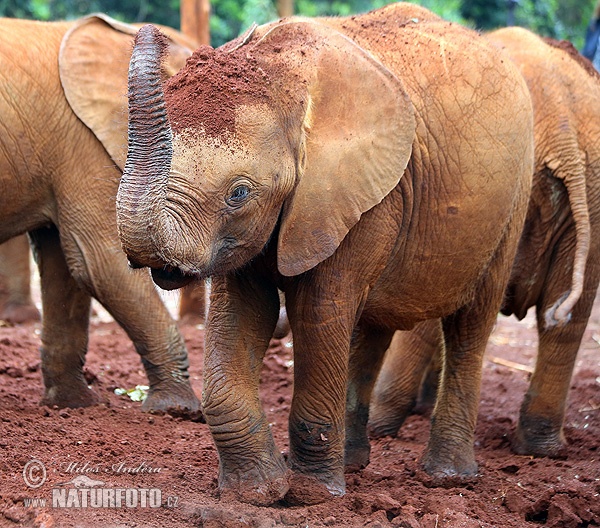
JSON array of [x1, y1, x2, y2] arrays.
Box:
[[357, 179, 522, 329], [363, 261, 481, 329]]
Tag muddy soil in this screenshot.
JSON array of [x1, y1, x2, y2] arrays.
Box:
[[0, 293, 599, 527]]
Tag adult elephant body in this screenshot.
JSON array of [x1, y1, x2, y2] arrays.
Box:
[[0, 15, 200, 413], [371, 28, 600, 458], [117, 4, 534, 504]]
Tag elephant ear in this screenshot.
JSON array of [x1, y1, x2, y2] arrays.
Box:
[[59, 14, 195, 170], [270, 22, 416, 276]]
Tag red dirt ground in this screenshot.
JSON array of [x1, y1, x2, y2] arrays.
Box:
[[0, 293, 599, 527]]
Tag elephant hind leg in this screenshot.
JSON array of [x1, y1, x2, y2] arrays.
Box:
[[514, 256, 600, 456], [29, 226, 98, 408], [421, 184, 528, 480], [421, 305, 494, 479], [369, 319, 442, 439]]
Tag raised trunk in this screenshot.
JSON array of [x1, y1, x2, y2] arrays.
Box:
[[116, 24, 173, 267]]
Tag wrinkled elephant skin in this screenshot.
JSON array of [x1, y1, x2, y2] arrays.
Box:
[[0, 15, 200, 415], [371, 28, 600, 460], [117, 4, 534, 504]]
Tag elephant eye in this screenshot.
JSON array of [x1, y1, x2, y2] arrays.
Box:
[[226, 184, 251, 207]]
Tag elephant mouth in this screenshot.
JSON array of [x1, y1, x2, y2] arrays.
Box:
[[150, 265, 196, 291]]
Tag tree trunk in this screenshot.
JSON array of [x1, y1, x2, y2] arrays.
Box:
[[277, 0, 294, 18], [180, 0, 211, 46]]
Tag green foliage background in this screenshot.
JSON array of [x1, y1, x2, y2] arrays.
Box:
[[0, 0, 596, 49]]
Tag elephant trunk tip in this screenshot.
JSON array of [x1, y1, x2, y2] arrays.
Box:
[[128, 24, 171, 115], [133, 24, 170, 64]]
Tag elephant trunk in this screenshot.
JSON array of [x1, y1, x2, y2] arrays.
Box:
[[117, 24, 173, 266]]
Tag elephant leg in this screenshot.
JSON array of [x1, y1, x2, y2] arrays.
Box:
[[0, 234, 40, 324], [345, 323, 394, 469], [417, 345, 442, 413], [178, 280, 206, 324], [284, 282, 364, 505], [202, 273, 288, 506], [421, 305, 495, 478], [57, 229, 199, 415], [369, 319, 442, 438], [87, 272, 200, 416], [29, 226, 98, 408], [514, 258, 600, 456], [421, 206, 524, 479]]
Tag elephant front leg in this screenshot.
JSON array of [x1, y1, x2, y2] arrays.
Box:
[[0, 234, 40, 324], [345, 323, 394, 470], [57, 232, 199, 416], [203, 274, 289, 506], [284, 289, 362, 505], [29, 227, 98, 408]]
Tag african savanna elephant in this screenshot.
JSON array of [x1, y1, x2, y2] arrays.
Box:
[[116, 3, 534, 504], [0, 14, 200, 414], [0, 235, 40, 323], [370, 27, 600, 458]]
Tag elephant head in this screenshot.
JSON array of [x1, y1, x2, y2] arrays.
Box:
[[116, 21, 415, 286], [59, 13, 197, 171]]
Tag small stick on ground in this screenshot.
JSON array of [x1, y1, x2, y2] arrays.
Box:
[[488, 356, 534, 374]]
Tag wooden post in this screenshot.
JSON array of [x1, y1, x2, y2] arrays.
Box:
[[277, 0, 294, 18], [177, 0, 210, 323], [180, 0, 210, 46]]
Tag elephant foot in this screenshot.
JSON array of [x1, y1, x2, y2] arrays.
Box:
[[141, 381, 202, 420], [368, 404, 412, 439], [219, 458, 291, 506], [344, 448, 370, 472], [513, 415, 567, 458], [221, 473, 290, 506], [1, 302, 41, 324], [284, 471, 345, 505], [421, 443, 478, 481], [41, 380, 100, 409], [345, 440, 371, 472]]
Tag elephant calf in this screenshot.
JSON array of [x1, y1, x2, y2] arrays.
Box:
[[0, 14, 200, 414], [116, 3, 534, 505], [371, 27, 600, 458]]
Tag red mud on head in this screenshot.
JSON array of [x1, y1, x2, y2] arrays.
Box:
[[132, 24, 170, 62], [164, 44, 273, 139]]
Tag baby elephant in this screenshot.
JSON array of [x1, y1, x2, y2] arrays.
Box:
[[117, 3, 534, 504], [0, 14, 200, 414], [371, 27, 600, 458]]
